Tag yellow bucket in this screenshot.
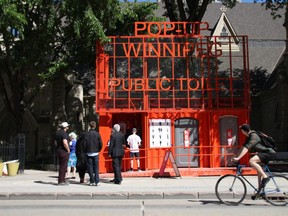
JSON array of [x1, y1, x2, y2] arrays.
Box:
[[7, 162, 19, 176], [0, 163, 4, 177]]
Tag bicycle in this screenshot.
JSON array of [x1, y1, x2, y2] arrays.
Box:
[[215, 163, 288, 206]]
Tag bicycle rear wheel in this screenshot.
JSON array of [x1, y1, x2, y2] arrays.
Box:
[[263, 174, 288, 206], [215, 174, 246, 205]]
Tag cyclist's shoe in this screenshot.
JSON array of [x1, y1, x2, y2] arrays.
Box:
[[255, 177, 270, 195], [260, 177, 270, 188], [257, 177, 270, 191], [251, 193, 263, 200]]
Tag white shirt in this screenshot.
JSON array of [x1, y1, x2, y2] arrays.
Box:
[[127, 134, 141, 153]]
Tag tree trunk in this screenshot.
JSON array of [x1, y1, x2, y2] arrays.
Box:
[[51, 78, 67, 130]]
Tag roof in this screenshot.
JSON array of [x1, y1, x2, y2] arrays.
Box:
[[204, 3, 285, 74], [156, 3, 286, 74], [203, 3, 285, 40]]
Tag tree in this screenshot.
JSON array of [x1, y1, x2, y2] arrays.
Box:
[[162, 0, 210, 22], [0, 0, 160, 140], [161, 0, 288, 148], [0, 1, 63, 134], [250, 67, 270, 96]]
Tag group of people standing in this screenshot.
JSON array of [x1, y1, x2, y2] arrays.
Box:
[[54, 120, 276, 197], [54, 121, 141, 186], [54, 121, 103, 186]]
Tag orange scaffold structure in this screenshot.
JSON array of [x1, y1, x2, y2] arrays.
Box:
[[95, 22, 253, 176]]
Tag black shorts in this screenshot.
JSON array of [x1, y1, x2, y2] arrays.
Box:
[[130, 152, 140, 158], [257, 152, 276, 164]]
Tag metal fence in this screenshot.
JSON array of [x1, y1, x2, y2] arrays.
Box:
[[0, 133, 25, 173]]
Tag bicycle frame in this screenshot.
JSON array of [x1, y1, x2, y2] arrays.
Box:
[[235, 165, 258, 193], [236, 164, 280, 194], [262, 165, 281, 194]]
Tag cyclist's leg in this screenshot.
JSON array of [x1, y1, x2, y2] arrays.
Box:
[[249, 155, 268, 179], [257, 174, 261, 189], [250, 153, 270, 194]]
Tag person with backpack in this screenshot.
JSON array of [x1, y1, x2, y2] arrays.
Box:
[[233, 124, 276, 194]]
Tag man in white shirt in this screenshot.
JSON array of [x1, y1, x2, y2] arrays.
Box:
[[127, 128, 142, 172]]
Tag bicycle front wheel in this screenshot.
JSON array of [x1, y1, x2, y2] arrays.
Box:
[[264, 174, 288, 206], [215, 174, 247, 205]]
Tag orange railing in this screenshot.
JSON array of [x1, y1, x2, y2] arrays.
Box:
[[99, 144, 246, 175]]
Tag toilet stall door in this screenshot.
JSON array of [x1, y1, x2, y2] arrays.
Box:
[[174, 118, 199, 167], [219, 116, 239, 167]]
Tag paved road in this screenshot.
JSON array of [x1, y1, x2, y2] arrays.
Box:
[[0, 199, 287, 216]]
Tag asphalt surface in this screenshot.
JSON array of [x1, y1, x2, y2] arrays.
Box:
[[0, 169, 274, 200]]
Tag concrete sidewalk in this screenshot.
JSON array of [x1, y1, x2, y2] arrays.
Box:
[[0, 169, 268, 200]]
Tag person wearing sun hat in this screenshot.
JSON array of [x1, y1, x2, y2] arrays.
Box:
[[54, 121, 70, 185]]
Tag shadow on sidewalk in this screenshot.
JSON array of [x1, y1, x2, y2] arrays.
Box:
[[34, 180, 58, 186], [33, 178, 114, 186], [188, 199, 268, 206]]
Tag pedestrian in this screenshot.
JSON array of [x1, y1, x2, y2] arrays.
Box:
[[66, 132, 77, 179], [85, 121, 103, 186], [108, 124, 126, 184], [107, 128, 115, 147], [54, 122, 70, 185], [76, 132, 87, 183], [127, 128, 142, 172], [233, 124, 276, 195]]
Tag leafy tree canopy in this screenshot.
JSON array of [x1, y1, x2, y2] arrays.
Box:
[[0, 0, 160, 133]]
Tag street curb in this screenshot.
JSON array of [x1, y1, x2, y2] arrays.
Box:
[[0, 193, 9, 200], [93, 192, 129, 200], [0, 192, 217, 200], [128, 192, 163, 199], [0, 192, 57, 200], [57, 192, 92, 200], [198, 192, 217, 199], [163, 192, 198, 199]]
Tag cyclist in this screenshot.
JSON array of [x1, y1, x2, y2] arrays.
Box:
[[233, 124, 276, 194]]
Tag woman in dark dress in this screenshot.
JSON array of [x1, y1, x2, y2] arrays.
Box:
[[76, 132, 87, 183]]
